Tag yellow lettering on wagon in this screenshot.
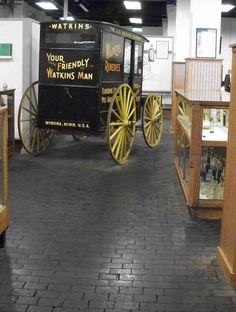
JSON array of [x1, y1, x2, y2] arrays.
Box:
[[45, 121, 62, 126], [49, 23, 91, 30], [46, 68, 75, 80], [104, 60, 121, 73], [105, 43, 122, 59], [77, 72, 93, 80]]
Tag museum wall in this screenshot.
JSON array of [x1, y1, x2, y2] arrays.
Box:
[[221, 18, 236, 78]]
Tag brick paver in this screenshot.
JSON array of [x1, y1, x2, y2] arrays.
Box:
[[0, 120, 236, 311]]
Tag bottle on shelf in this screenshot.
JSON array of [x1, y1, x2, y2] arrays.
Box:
[[210, 117, 214, 133], [222, 110, 227, 127]]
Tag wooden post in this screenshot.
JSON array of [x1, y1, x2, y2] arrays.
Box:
[[217, 44, 236, 284], [0, 107, 8, 248]]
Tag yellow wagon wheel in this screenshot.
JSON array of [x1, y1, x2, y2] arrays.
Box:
[[18, 81, 54, 155], [107, 83, 136, 165], [142, 93, 163, 147]]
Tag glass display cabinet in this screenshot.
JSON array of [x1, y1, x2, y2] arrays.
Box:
[[174, 89, 230, 219], [0, 106, 8, 247]]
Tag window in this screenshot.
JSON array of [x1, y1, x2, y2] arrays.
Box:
[[134, 44, 142, 75], [124, 39, 131, 74], [43, 29, 99, 49]]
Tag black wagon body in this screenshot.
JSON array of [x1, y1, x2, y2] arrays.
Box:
[[18, 20, 163, 165], [38, 20, 146, 132]]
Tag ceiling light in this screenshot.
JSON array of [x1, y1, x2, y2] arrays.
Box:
[[132, 27, 143, 32], [129, 17, 142, 24], [124, 1, 141, 10], [221, 4, 235, 12], [79, 3, 89, 12], [60, 16, 75, 21], [36, 1, 58, 10]]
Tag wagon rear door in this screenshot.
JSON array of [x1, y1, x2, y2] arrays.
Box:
[[38, 22, 101, 131]]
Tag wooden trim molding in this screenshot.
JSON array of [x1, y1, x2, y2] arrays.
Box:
[[217, 247, 236, 285]]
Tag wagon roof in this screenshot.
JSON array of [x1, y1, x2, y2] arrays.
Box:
[[41, 20, 148, 43]]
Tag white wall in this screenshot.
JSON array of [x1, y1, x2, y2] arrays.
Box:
[[0, 19, 40, 139], [190, 0, 221, 58], [142, 36, 173, 92], [175, 0, 191, 61], [0, 20, 24, 137], [221, 18, 236, 78]]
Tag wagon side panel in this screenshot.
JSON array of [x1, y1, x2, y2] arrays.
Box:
[[37, 21, 101, 131], [98, 31, 124, 130]]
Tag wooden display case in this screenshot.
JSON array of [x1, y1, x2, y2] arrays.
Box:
[[171, 58, 222, 134], [0, 106, 8, 248], [0, 89, 15, 155], [217, 43, 236, 285], [174, 89, 230, 219]]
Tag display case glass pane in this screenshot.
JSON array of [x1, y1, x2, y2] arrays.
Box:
[[176, 127, 190, 185], [177, 96, 192, 134], [202, 108, 228, 141], [199, 146, 226, 200]]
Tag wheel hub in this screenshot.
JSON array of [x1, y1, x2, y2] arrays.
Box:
[[123, 119, 129, 127]]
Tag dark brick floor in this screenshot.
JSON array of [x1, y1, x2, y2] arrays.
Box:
[[0, 120, 236, 312]]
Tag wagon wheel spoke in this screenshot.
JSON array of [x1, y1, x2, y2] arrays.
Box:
[[125, 89, 132, 115], [110, 125, 123, 141], [18, 81, 54, 155], [115, 97, 124, 119], [111, 128, 123, 156], [110, 122, 124, 127], [20, 117, 35, 123], [111, 108, 124, 123], [21, 106, 37, 117], [128, 107, 136, 120], [107, 83, 136, 165], [26, 94, 38, 115], [142, 93, 163, 148], [126, 125, 135, 137]]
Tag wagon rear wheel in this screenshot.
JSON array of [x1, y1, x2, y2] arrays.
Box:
[[142, 93, 163, 148], [107, 83, 136, 165], [18, 81, 54, 155]]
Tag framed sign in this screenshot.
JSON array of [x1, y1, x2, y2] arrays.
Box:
[[156, 40, 169, 59], [0, 43, 12, 59], [196, 28, 217, 58]]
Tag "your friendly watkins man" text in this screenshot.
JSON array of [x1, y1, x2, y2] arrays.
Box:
[[45, 53, 93, 80]]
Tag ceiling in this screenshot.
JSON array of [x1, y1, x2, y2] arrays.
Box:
[[25, 0, 177, 27], [222, 0, 236, 18], [3, 0, 236, 28]]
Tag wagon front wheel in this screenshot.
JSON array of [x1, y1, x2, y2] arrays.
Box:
[[107, 84, 136, 165], [142, 93, 163, 148], [18, 81, 54, 155]]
